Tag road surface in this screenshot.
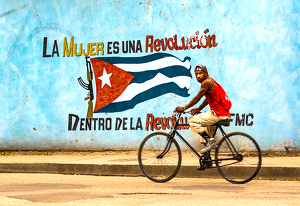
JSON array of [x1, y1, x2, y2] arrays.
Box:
[[0, 173, 299, 205]]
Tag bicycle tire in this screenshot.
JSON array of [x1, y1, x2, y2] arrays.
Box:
[[215, 132, 262, 184], [138, 132, 182, 183]]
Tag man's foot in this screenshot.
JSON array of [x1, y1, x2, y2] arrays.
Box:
[[200, 139, 218, 154]]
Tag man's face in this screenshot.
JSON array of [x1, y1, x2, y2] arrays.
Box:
[[195, 71, 207, 83]]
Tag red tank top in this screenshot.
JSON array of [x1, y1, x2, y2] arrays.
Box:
[[204, 78, 231, 117]]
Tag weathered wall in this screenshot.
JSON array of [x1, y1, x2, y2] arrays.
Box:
[[1, 0, 299, 151]]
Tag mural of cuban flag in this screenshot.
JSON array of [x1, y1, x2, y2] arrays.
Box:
[[90, 53, 192, 113]]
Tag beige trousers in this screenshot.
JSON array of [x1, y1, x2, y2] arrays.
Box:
[[188, 109, 230, 143]]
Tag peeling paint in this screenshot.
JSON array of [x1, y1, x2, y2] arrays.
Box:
[[119, 29, 128, 33]]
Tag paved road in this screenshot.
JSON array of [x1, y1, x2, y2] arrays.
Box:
[[0, 173, 299, 205]]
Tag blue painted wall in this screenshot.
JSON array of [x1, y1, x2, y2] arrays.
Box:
[[1, 0, 299, 151]]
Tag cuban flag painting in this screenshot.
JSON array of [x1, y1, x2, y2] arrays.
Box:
[[90, 53, 192, 113]]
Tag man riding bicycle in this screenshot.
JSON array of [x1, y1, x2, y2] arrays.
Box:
[[175, 64, 232, 154]]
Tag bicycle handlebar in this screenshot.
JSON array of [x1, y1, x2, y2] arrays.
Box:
[[173, 110, 192, 114], [172, 110, 192, 124]]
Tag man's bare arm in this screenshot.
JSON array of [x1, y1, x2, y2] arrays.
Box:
[[184, 80, 211, 108]]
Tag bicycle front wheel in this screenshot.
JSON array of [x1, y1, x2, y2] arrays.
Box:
[[215, 132, 262, 184], [138, 132, 182, 183]]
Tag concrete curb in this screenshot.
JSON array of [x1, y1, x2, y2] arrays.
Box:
[[0, 164, 142, 176], [0, 163, 299, 180]]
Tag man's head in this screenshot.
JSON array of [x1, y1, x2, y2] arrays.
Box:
[[194, 64, 208, 83]]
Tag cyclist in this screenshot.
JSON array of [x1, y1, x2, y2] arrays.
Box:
[[175, 64, 232, 153]]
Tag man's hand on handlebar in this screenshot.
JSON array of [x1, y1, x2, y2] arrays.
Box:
[[175, 106, 185, 112], [190, 108, 200, 113], [175, 106, 201, 114], [190, 108, 201, 116]]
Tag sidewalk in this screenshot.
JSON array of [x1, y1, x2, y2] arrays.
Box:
[[0, 151, 299, 180]]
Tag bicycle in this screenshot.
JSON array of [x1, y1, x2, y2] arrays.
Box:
[[138, 111, 262, 184]]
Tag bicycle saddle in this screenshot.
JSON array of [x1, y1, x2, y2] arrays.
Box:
[[214, 119, 230, 126]]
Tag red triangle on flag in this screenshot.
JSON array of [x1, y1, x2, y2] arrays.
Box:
[[90, 59, 134, 112]]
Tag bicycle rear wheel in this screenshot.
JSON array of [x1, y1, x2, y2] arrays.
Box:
[[215, 132, 262, 184], [138, 132, 182, 183]]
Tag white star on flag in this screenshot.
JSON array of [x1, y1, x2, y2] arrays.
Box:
[[98, 68, 113, 88]]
